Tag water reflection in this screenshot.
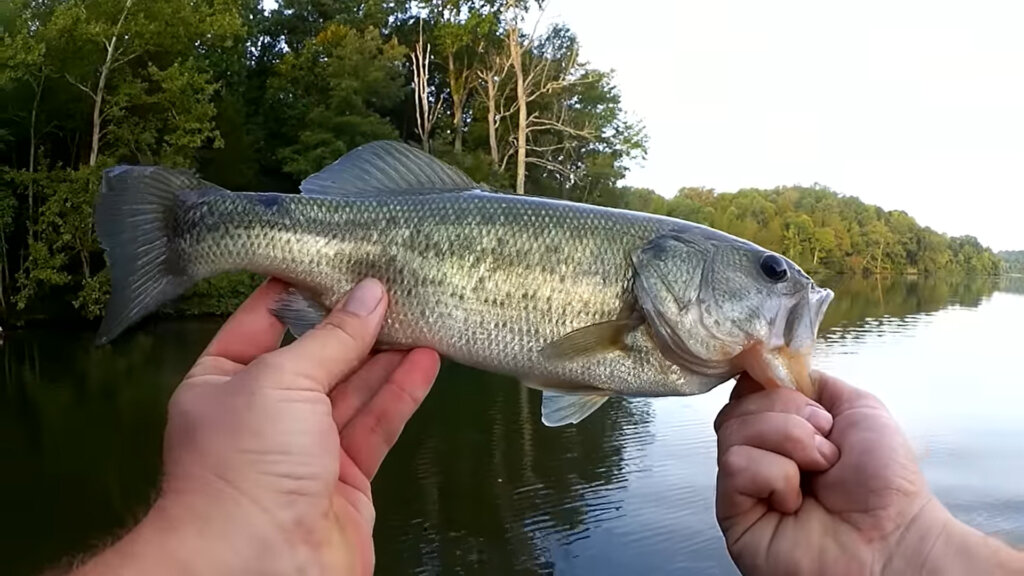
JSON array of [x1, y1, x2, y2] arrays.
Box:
[[372, 361, 657, 574], [999, 275, 1024, 295], [2, 275, 1021, 576], [0, 320, 219, 575], [817, 274, 1000, 333]]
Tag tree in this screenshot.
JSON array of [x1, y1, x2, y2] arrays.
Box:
[[0, 0, 1005, 326], [269, 24, 407, 179], [422, 0, 500, 155]]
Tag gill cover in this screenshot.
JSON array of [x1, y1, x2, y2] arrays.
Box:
[[630, 231, 740, 376]]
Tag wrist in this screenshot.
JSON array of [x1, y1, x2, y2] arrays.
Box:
[[70, 493, 320, 576], [881, 497, 1024, 576]]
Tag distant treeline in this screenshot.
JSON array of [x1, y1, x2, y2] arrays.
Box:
[[1000, 251, 1024, 274], [0, 0, 1004, 325], [599, 185, 1005, 278]]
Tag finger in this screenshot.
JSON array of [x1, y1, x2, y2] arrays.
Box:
[[729, 372, 763, 401], [330, 351, 409, 428], [185, 355, 245, 380], [718, 412, 840, 472], [714, 386, 833, 436], [340, 348, 440, 480], [717, 445, 803, 520], [262, 278, 388, 394], [200, 278, 289, 364]]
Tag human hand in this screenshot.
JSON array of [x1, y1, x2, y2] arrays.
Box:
[[72, 277, 440, 576], [714, 370, 1024, 576]]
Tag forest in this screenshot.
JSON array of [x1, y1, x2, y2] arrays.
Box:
[[0, 0, 1007, 325], [1001, 251, 1024, 274]]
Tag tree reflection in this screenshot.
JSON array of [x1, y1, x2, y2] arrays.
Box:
[[818, 275, 1000, 335], [2, 275, 1010, 576], [999, 275, 1024, 295], [371, 361, 656, 575], [0, 320, 221, 576]]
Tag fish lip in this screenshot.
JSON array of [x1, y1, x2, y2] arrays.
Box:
[[810, 285, 835, 336], [745, 283, 833, 397]]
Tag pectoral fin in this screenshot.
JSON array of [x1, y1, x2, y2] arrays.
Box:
[[541, 317, 642, 361], [540, 391, 610, 427]]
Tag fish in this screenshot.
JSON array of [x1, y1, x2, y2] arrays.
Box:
[[93, 140, 834, 426]]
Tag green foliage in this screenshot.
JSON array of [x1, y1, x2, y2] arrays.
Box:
[[269, 24, 407, 179], [0, 0, 1004, 326], [643, 184, 1003, 278], [173, 271, 265, 315], [999, 251, 1024, 275]]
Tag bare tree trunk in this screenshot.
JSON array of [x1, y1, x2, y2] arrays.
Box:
[[68, 0, 133, 167], [485, 74, 499, 166], [27, 73, 44, 243], [80, 245, 91, 280], [509, 26, 527, 195], [477, 60, 503, 168], [411, 20, 441, 153], [0, 232, 7, 310], [448, 52, 467, 155]]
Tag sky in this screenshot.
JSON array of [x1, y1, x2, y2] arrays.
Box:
[[530, 0, 1023, 251]]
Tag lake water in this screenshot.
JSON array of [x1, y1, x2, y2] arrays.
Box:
[[2, 275, 1023, 575]]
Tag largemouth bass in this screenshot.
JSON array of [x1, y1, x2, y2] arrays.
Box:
[[94, 140, 834, 426]]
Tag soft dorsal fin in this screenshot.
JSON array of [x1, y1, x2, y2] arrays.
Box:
[[299, 140, 479, 197]]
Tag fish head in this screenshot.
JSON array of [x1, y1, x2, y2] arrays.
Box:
[[632, 227, 834, 398]]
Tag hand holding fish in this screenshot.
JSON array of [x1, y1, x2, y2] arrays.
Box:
[[70, 277, 440, 576], [714, 371, 1024, 576]]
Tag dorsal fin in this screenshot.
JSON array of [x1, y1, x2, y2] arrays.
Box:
[[299, 140, 479, 197]]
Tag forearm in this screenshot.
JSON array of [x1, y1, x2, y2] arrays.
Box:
[[68, 496, 312, 576], [883, 499, 1024, 576]]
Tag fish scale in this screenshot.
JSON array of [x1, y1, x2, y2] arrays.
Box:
[[94, 140, 834, 426], [177, 190, 697, 396]]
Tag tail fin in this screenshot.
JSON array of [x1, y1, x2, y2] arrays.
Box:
[[94, 165, 223, 345]]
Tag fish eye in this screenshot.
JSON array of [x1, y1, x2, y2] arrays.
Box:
[[759, 253, 789, 283]]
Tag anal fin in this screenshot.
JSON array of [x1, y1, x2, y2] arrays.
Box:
[[540, 390, 610, 427], [271, 288, 327, 338]]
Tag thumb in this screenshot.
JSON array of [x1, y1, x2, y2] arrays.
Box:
[[262, 278, 388, 394], [812, 369, 886, 417]]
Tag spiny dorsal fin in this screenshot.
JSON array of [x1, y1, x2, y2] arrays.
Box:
[[299, 140, 479, 197]]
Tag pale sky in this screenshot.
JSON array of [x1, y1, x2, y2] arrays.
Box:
[[531, 0, 1023, 251]]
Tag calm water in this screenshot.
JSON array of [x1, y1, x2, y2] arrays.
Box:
[[2, 276, 1023, 575]]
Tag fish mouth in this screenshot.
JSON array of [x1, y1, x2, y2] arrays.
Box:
[[736, 284, 835, 399]]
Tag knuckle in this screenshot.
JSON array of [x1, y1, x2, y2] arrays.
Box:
[[781, 460, 801, 487], [771, 388, 809, 410], [250, 353, 287, 375], [317, 316, 367, 348], [719, 445, 750, 476], [390, 381, 421, 412], [713, 404, 738, 432], [779, 416, 816, 459], [716, 419, 745, 457], [167, 387, 206, 424], [780, 418, 807, 448]]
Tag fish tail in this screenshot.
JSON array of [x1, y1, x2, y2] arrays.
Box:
[[93, 166, 219, 345]]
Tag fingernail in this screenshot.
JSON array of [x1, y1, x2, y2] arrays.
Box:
[[815, 435, 840, 464], [802, 405, 833, 435], [342, 279, 383, 317]]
